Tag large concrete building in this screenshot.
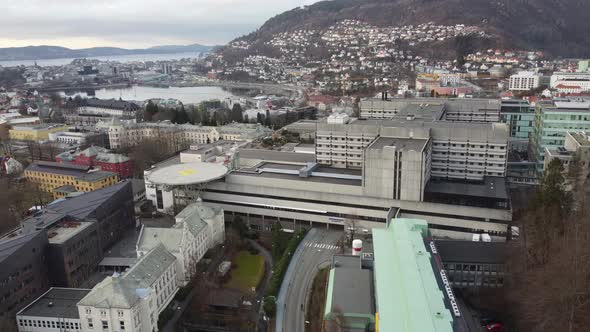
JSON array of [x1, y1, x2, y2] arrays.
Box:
[[359, 97, 501, 122], [317, 118, 508, 181]]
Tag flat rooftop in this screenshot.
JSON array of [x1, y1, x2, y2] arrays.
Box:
[[325, 255, 374, 327], [146, 162, 228, 186], [47, 221, 94, 244], [78, 171, 117, 182], [372, 219, 457, 332], [235, 170, 362, 186], [238, 148, 316, 163], [368, 136, 429, 151], [435, 240, 507, 265], [570, 132, 590, 146], [11, 123, 67, 131], [17, 288, 91, 319], [426, 177, 509, 200], [236, 162, 363, 186], [26, 161, 90, 177]]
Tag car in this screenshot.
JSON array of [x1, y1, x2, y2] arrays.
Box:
[[484, 323, 505, 332]]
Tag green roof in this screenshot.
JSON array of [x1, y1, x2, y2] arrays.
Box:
[[372, 219, 454, 332]]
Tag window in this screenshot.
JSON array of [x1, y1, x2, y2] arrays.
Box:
[[102, 320, 108, 330], [118, 310, 124, 317], [86, 308, 92, 314], [87, 318, 93, 329], [120, 320, 126, 330]]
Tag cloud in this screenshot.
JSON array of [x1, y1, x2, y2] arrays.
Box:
[[0, 0, 318, 48]]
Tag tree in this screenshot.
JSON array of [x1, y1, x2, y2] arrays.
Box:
[[231, 104, 243, 123], [256, 112, 263, 124], [175, 105, 189, 124], [144, 100, 159, 122], [201, 109, 210, 126], [506, 174, 590, 331], [244, 113, 250, 123], [265, 109, 271, 127]]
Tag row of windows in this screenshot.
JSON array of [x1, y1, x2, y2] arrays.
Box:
[[19, 318, 80, 330]]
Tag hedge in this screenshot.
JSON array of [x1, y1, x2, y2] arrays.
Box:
[[266, 228, 307, 298]]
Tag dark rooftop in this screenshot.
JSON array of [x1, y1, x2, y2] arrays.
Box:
[[238, 148, 315, 163], [0, 230, 45, 264], [77, 171, 117, 182], [435, 240, 507, 265], [22, 181, 131, 231], [26, 161, 90, 177], [17, 288, 91, 319], [85, 98, 140, 112], [54, 185, 77, 194], [235, 170, 362, 186], [426, 177, 509, 200], [327, 255, 374, 320]]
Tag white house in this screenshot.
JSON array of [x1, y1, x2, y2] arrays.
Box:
[[77, 244, 177, 332], [136, 203, 225, 286]]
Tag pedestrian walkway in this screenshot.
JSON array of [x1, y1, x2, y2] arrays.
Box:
[[303, 241, 339, 250]]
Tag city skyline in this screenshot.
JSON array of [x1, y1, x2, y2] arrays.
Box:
[[0, 0, 318, 49]]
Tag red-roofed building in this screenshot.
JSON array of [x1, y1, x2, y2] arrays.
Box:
[[555, 84, 583, 94], [56, 146, 133, 178]]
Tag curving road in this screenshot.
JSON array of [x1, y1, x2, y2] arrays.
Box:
[[276, 228, 342, 332]]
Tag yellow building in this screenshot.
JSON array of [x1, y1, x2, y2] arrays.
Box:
[[24, 161, 119, 198], [9, 123, 70, 142]]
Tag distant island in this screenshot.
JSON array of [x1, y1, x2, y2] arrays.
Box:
[[0, 44, 217, 61]]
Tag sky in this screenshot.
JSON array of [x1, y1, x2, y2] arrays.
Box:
[[0, 0, 319, 49]]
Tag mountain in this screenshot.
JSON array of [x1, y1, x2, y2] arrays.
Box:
[[0, 44, 215, 61], [228, 0, 590, 57]]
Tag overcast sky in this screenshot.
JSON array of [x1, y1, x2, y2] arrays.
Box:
[[0, 0, 319, 49]]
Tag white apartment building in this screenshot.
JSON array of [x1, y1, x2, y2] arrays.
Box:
[[136, 203, 225, 286], [78, 99, 140, 118], [550, 72, 590, 92], [48, 131, 94, 145], [509, 71, 542, 91], [77, 244, 177, 332], [108, 122, 271, 149]]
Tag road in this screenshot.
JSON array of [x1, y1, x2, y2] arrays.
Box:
[[276, 228, 342, 332]]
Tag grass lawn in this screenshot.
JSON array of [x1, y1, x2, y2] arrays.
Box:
[[224, 251, 265, 293]]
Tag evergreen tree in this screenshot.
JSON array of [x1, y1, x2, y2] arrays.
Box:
[[202, 110, 210, 126], [265, 109, 271, 127], [256, 112, 263, 124], [244, 114, 249, 123], [231, 104, 243, 123], [175, 105, 189, 124]]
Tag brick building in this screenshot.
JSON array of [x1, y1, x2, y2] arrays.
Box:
[[56, 146, 133, 178]]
